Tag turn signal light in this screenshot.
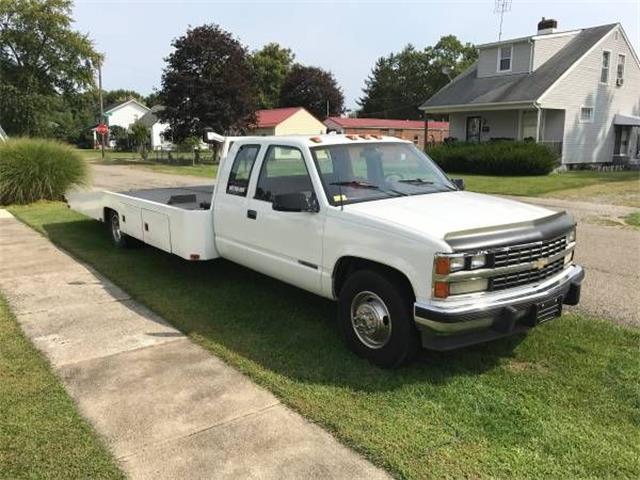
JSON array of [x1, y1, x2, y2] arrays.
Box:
[[435, 257, 450, 275], [434, 281, 449, 299]]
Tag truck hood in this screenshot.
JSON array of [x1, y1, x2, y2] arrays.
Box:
[[343, 191, 557, 241]]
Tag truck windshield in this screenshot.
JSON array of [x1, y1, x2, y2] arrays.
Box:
[[310, 142, 455, 206]]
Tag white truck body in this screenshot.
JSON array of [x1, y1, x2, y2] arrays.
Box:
[[68, 134, 584, 366]]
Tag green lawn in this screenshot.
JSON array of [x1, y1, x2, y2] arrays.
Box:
[[8, 201, 639, 479], [624, 211, 640, 227], [75, 148, 218, 179], [0, 294, 123, 479], [454, 171, 640, 197]]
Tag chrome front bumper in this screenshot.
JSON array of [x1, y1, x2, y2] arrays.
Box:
[[414, 265, 585, 350]]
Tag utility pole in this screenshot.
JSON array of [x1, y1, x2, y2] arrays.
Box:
[[98, 60, 105, 161]]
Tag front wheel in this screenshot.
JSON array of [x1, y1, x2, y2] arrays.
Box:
[[339, 270, 419, 368], [108, 210, 129, 248]]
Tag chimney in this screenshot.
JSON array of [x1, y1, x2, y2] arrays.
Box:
[[537, 17, 558, 35]]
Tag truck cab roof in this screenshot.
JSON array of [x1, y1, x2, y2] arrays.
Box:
[[227, 134, 413, 148]]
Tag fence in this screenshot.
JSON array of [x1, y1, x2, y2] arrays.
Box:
[[149, 147, 219, 166]]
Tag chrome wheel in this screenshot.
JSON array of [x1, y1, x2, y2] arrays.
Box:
[[111, 213, 122, 243], [350, 291, 392, 349]]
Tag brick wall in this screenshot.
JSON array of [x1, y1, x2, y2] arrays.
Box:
[[340, 126, 449, 149]]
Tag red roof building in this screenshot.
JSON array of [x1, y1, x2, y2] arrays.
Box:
[[324, 117, 449, 149], [250, 107, 326, 135]]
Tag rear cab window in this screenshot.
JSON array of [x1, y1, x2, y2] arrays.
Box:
[[226, 144, 261, 196]]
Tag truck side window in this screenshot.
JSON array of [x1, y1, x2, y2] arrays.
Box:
[[255, 146, 313, 203], [226, 145, 260, 196]]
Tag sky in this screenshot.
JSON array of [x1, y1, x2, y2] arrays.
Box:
[[73, 0, 640, 110]]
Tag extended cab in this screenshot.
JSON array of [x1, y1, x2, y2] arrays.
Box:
[[68, 134, 584, 367]]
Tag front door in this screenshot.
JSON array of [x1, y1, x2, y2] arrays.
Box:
[[243, 145, 324, 294], [466, 116, 481, 143]]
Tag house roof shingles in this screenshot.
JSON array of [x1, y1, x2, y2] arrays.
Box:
[[326, 117, 448, 130], [255, 107, 303, 128], [421, 24, 617, 111]]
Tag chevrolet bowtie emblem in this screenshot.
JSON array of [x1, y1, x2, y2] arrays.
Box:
[[532, 258, 549, 270]]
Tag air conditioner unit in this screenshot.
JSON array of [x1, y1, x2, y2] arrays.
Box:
[[616, 78, 624, 86]]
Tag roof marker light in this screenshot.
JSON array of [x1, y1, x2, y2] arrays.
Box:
[[346, 134, 358, 140], [359, 134, 371, 140], [310, 136, 322, 143]]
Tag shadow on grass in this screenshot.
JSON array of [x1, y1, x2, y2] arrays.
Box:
[[40, 218, 524, 393]]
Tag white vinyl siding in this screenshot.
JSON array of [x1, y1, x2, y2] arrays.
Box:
[[498, 45, 512, 72], [540, 25, 640, 164], [600, 50, 611, 84], [531, 33, 579, 70]]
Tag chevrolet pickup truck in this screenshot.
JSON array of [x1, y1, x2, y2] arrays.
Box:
[[68, 134, 584, 367]]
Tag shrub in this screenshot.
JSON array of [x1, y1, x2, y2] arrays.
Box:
[[427, 141, 559, 175], [0, 138, 88, 205]]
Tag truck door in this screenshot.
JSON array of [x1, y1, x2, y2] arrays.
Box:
[[242, 145, 324, 294]]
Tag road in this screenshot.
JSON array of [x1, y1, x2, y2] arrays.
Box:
[[86, 163, 639, 328]]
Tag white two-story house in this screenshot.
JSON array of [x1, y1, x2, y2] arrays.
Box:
[[421, 19, 640, 167]]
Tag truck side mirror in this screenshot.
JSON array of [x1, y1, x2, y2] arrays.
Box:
[[452, 178, 465, 190], [273, 193, 318, 213], [203, 127, 224, 144]]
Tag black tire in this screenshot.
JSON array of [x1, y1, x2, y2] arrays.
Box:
[[339, 269, 419, 368], [107, 209, 129, 248]]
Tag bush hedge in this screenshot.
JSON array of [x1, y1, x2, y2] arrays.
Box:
[[427, 141, 559, 175], [0, 138, 88, 205]]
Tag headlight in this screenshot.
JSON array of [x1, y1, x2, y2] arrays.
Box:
[[469, 253, 486, 270], [433, 252, 490, 298], [567, 228, 576, 243]]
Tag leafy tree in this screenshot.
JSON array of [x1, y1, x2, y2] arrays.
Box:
[[102, 89, 146, 108], [358, 35, 477, 120], [0, 0, 101, 136], [251, 43, 294, 109], [279, 65, 344, 119], [129, 121, 149, 159], [144, 90, 162, 108], [158, 24, 256, 142]]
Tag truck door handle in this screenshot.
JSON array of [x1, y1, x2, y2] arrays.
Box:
[[247, 209, 257, 220]]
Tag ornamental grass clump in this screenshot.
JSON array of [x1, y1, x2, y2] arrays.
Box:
[[0, 138, 88, 205]]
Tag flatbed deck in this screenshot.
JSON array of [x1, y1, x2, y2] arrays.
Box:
[[122, 185, 214, 210]]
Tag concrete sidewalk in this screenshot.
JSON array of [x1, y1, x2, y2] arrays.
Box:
[[0, 210, 389, 480]]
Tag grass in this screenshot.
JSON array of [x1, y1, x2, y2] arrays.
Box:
[[0, 294, 123, 479], [0, 139, 88, 205], [7, 201, 640, 479], [624, 211, 640, 227], [75, 148, 218, 179]]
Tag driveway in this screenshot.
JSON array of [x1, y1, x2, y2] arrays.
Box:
[[87, 164, 639, 328]]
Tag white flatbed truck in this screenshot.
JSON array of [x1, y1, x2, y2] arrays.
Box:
[[68, 134, 584, 367]]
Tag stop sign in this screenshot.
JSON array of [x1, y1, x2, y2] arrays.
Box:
[[96, 123, 109, 135]]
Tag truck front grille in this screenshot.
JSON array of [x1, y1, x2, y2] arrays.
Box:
[[492, 235, 567, 268], [489, 258, 565, 291]]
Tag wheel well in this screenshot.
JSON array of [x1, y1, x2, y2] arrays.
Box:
[[103, 207, 114, 222], [332, 256, 415, 301]]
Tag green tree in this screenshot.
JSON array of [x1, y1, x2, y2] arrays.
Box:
[[102, 89, 146, 108], [279, 65, 344, 119], [250, 43, 294, 109], [158, 24, 256, 142], [358, 35, 477, 120], [0, 0, 101, 136], [129, 121, 149, 159]]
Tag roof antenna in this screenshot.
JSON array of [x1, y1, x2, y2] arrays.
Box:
[[494, 0, 512, 41]]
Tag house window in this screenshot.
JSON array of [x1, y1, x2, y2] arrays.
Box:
[[600, 51, 611, 83], [616, 54, 626, 84], [580, 107, 594, 123], [498, 45, 512, 72]]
